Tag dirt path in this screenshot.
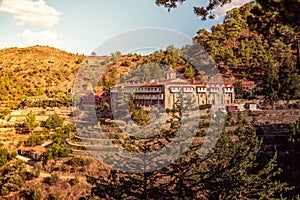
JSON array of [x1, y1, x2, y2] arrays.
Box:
[[39, 171, 86, 181]]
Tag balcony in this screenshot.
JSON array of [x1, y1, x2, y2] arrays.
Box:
[[170, 87, 180, 93], [183, 87, 194, 93], [196, 87, 207, 93], [111, 87, 162, 94], [135, 94, 164, 100], [224, 88, 234, 93], [210, 88, 219, 93], [136, 87, 161, 93]]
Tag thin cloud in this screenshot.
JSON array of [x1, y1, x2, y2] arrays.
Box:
[[213, 0, 253, 20], [0, 0, 61, 26], [17, 29, 63, 46]]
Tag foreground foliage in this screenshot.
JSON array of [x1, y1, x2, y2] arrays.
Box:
[[86, 125, 291, 199]]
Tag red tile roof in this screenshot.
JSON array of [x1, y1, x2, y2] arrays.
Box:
[[241, 81, 255, 85], [20, 146, 46, 155]]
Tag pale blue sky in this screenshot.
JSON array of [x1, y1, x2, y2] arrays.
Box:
[[0, 0, 251, 55]]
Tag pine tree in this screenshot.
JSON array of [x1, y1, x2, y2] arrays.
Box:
[[189, 127, 291, 199], [183, 65, 195, 79], [262, 61, 279, 105], [86, 125, 291, 199], [278, 60, 300, 101], [86, 107, 291, 199]]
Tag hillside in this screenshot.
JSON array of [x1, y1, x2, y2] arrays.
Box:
[[194, 2, 298, 82], [0, 46, 84, 102], [0, 46, 187, 103]]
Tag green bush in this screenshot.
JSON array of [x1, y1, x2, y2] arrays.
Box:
[[75, 58, 83, 64], [69, 177, 80, 186], [1, 186, 9, 195], [2, 174, 24, 193], [48, 172, 59, 186], [62, 124, 76, 134], [79, 167, 86, 172], [69, 157, 92, 167], [49, 132, 68, 145], [44, 144, 70, 160], [24, 135, 45, 147], [120, 60, 131, 67], [0, 148, 17, 167], [44, 114, 65, 130], [131, 109, 150, 126], [0, 108, 10, 118], [61, 164, 67, 172], [26, 185, 43, 200]]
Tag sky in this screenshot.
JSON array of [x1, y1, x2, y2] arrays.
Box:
[[0, 0, 252, 55]]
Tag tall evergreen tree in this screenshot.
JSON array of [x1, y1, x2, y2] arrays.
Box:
[[86, 124, 291, 199], [278, 60, 300, 101], [262, 61, 279, 105]]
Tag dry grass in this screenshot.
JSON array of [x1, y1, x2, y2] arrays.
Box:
[[0, 46, 84, 100]]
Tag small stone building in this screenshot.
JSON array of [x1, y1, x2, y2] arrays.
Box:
[[245, 102, 258, 111], [18, 146, 46, 160]]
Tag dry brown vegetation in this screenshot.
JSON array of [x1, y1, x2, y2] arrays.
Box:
[[0, 156, 110, 200], [0, 46, 84, 101]]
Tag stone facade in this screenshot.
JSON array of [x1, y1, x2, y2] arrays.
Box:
[[110, 78, 235, 109]]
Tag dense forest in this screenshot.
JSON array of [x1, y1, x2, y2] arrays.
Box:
[[194, 2, 300, 103]]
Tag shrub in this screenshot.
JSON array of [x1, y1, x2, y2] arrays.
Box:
[[0, 108, 10, 118], [0, 148, 17, 167], [1, 187, 9, 195], [79, 167, 86, 172], [44, 114, 65, 130], [131, 109, 150, 126], [75, 58, 83, 64], [48, 172, 59, 185], [120, 60, 131, 67], [62, 124, 76, 134], [69, 157, 92, 167], [5, 174, 24, 191], [61, 164, 67, 172], [44, 144, 70, 160], [69, 177, 80, 186], [27, 185, 43, 200], [24, 135, 45, 147]]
